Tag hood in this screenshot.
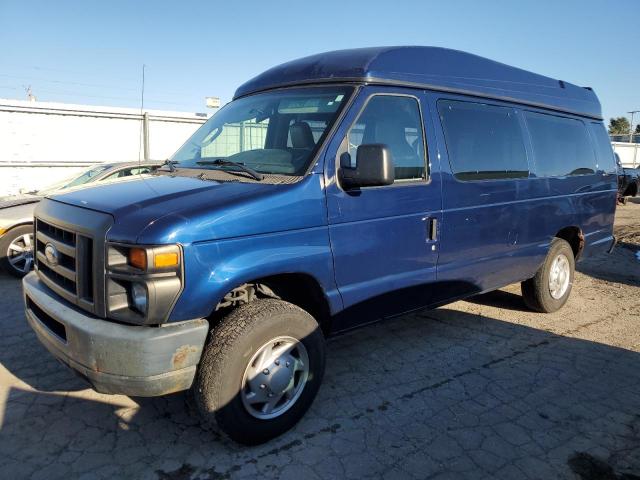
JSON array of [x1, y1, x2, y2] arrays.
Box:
[[51, 175, 231, 216], [49, 173, 326, 244], [0, 194, 42, 210]]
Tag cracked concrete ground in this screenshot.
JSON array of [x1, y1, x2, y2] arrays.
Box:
[[1, 201, 639, 480]]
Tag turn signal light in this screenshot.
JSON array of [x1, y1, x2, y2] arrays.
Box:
[[154, 252, 179, 268], [128, 248, 147, 270]]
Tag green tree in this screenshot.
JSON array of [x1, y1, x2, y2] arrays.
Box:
[[635, 123, 640, 134], [608, 117, 631, 135]]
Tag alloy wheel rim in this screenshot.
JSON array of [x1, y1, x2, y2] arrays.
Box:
[[7, 233, 34, 274], [548, 253, 570, 299], [241, 336, 309, 420]]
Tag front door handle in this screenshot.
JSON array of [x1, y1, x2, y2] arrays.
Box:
[[428, 217, 437, 241]]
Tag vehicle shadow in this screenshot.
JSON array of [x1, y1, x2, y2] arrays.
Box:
[[463, 289, 529, 312], [2, 302, 640, 478], [576, 246, 640, 288]]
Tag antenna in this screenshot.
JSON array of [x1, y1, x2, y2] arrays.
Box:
[[138, 64, 146, 165]]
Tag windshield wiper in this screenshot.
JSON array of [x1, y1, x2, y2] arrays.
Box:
[[196, 159, 263, 181]]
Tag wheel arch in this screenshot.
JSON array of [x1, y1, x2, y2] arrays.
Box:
[[211, 273, 334, 335], [554, 226, 584, 260], [0, 221, 34, 238]]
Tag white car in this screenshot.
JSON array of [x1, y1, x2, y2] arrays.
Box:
[[0, 161, 160, 277]]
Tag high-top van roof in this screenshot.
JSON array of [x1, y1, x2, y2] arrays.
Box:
[[234, 46, 602, 120]]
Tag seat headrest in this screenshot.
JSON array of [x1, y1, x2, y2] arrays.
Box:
[[289, 122, 315, 149]]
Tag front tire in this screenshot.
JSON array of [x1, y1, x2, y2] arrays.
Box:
[[193, 298, 326, 445], [521, 238, 575, 313], [0, 225, 34, 278]]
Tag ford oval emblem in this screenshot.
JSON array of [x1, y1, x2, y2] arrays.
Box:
[[44, 243, 59, 266]]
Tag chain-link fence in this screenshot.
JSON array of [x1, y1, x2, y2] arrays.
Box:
[[610, 134, 640, 143]]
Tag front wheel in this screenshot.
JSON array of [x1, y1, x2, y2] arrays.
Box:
[[521, 238, 575, 313], [0, 225, 35, 278], [193, 298, 326, 445]]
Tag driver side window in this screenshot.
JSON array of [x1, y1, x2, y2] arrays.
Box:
[[347, 95, 426, 181]]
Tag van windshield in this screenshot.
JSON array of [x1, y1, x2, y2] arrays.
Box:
[[171, 86, 353, 177]]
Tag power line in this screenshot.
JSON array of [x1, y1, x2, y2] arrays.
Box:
[[0, 73, 141, 92], [0, 86, 190, 107], [1, 63, 148, 87], [0, 66, 213, 109], [0, 72, 191, 97], [3, 62, 132, 77]]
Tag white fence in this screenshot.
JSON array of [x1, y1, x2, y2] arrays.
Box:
[[0, 98, 208, 196], [612, 142, 640, 168]]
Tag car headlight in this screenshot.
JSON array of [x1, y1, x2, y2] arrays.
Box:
[[106, 243, 183, 325], [131, 282, 148, 314]]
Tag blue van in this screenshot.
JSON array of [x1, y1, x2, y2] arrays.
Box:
[[23, 47, 617, 444]]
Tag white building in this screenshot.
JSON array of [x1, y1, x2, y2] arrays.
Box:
[[0, 98, 208, 196]]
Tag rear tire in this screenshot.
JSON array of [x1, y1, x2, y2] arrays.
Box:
[[521, 238, 575, 313], [193, 298, 325, 445], [0, 225, 34, 278]]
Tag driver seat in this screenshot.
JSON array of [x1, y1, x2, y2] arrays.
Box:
[[289, 122, 315, 150], [288, 121, 316, 173]]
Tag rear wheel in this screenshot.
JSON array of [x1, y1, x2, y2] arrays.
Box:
[[193, 298, 325, 445], [521, 238, 575, 313], [0, 225, 34, 278]]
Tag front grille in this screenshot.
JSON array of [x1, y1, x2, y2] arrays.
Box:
[[37, 220, 76, 246], [38, 262, 76, 294], [35, 218, 94, 307], [33, 200, 111, 317]]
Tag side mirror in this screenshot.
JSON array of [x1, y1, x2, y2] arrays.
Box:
[[340, 144, 395, 189]]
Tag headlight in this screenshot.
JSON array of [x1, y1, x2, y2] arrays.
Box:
[[106, 243, 183, 325], [131, 283, 148, 314]]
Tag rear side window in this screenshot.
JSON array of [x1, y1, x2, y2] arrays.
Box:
[[525, 112, 597, 177], [589, 122, 617, 174], [438, 100, 528, 181], [347, 95, 426, 181]]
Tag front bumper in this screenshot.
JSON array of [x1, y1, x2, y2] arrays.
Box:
[[23, 272, 209, 397]]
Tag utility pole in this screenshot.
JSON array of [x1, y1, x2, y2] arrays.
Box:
[[24, 85, 36, 102], [629, 110, 640, 143], [143, 112, 150, 161]]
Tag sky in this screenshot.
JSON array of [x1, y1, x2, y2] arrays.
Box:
[[1, 0, 638, 125]]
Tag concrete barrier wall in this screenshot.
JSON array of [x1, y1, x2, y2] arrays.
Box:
[[0, 98, 208, 196]]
